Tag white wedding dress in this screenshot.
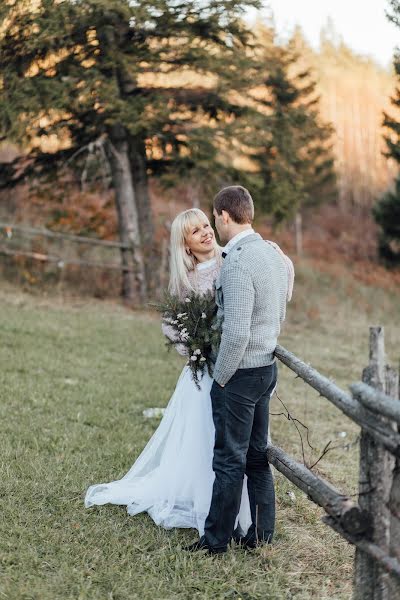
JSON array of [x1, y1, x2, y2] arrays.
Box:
[[84, 257, 252, 536]]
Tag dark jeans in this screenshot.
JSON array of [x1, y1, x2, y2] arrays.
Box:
[[204, 362, 277, 551]]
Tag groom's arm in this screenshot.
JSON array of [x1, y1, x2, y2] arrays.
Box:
[[213, 264, 255, 386]]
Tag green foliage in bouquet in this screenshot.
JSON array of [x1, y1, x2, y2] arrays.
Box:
[[155, 290, 221, 389]]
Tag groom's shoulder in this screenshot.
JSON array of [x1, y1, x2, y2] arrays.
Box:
[[236, 236, 269, 260], [234, 238, 286, 275], [223, 236, 263, 265]]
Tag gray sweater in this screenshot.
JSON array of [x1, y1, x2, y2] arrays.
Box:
[[213, 233, 289, 386]]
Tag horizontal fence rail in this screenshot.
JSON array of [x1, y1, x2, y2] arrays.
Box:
[[324, 517, 400, 581], [350, 381, 400, 425], [0, 221, 130, 249], [266, 444, 370, 536], [275, 345, 400, 458], [267, 446, 400, 582], [0, 221, 138, 274], [274, 328, 400, 597], [0, 245, 134, 272]]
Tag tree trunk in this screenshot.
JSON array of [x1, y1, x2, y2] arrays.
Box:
[[97, 27, 149, 303], [107, 124, 147, 304], [295, 211, 303, 256], [129, 137, 156, 293]]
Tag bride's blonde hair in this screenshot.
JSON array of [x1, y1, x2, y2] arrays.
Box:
[[168, 208, 221, 297]]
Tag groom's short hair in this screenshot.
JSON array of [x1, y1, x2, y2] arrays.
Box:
[[213, 186, 254, 224]]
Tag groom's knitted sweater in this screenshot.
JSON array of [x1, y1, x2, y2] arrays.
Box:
[[213, 232, 289, 386]]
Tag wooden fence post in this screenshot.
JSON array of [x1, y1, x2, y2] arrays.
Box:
[[354, 327, 395, 600], [387, 366, 400, 598], [274, 342, 400, 590]]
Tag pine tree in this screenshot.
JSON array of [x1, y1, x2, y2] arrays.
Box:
[[373, 179, 400, 265], [383, 1, 400, 163], [374, 0, 400, 266], [0, 0, 261, 301], [250, 26, 336, 233]]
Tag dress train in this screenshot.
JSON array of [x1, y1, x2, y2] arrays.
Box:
[[85, 365, 252, 536]]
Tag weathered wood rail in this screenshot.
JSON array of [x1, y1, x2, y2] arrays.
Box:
[[0, 221, 130, 248], [0, 221, 170, 300], [0, 221, 135, 271], [0, 244, 135, 272], [271, 327, 400, 599]]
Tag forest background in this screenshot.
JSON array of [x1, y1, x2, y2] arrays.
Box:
[[0, 0, 399, 301]]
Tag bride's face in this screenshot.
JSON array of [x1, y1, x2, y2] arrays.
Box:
[[185, 218, 215, 257]]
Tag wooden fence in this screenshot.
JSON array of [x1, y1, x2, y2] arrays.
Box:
[[0, 221, 171, 297], [270, 326, 400, 599], [0, 221, 134, 271]]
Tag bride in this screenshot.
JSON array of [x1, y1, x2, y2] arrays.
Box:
[[84, 208, 252, 536]]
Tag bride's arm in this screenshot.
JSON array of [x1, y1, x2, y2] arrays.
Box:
[[161, 320, 188, 356]]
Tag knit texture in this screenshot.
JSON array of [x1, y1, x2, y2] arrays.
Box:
[[213, 233, 289, 386]]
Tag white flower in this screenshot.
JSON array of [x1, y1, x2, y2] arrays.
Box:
[[194, 349, 201, 355], [177, 312, 187, 318], [143, 407, 165, 418], [178, 323, 184, 328], [190, 355, 198, 361], [185, 298, 191, 303], [200, 357, 206, 362], [201, 313, 206, 319]]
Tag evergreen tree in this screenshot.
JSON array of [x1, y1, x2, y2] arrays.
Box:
[[373, 179, 400, 265], [251, 26, 336, 228], [383, 1, 400, 163], [0, 0, 261, 301], [374, 0, 400, 266]]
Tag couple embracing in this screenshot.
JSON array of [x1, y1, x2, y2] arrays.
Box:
[[85, 186, 294, 555]]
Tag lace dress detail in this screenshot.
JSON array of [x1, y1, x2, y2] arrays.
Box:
[[187, 256, 221, 295]]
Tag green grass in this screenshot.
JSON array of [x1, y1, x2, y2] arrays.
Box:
[[1, 262, 399, 600]]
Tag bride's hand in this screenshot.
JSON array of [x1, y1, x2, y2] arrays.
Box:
[[176, 343, 189, 356]]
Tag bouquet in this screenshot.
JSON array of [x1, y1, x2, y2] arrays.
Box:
[[155, 289, 221, 389]]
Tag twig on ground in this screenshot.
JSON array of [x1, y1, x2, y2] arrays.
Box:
[[271, 390, 317, 465], [270, 391, 359, 470]]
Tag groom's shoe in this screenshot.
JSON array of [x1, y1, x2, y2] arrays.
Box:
[[183, 535, 226, 555], [233, 527, 273, 550]]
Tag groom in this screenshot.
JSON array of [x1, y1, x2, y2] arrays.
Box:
[[186, 185, 290, 554]]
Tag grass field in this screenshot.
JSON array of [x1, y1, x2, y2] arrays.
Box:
[[1, 261, 399, 600]]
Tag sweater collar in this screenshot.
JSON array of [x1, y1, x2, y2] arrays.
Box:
[[222, 229, 255, 255], [224, 232, 262, 256]]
